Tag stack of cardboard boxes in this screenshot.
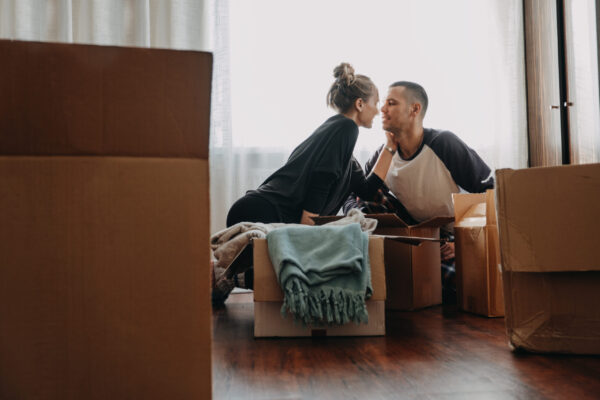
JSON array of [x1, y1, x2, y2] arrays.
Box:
[[496, 164, 600, 354], [453, 190, 504, 317]]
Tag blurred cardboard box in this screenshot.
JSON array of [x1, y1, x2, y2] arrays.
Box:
[[313, 214, 452, 310], [0, 40, 213, 399], [453, 189, 504, 317], [496, 164, 600, 354], [253, 236, 386, 337]]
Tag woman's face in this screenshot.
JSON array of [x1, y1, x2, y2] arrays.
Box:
[[357, 90, 380, 129]]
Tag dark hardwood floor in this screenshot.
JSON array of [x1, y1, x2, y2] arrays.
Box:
[[212, 293, 600, 400]]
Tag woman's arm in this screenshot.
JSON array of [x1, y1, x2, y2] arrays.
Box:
[[370, 132, 397, 181], [350, 132, 397, 201]]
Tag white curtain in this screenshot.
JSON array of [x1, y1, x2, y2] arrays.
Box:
[[0, 0, 209, 49], [0, 0, 231, 233]]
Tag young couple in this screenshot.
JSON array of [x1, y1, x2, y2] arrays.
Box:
[[219, 62, 493, 302], [227, 62, 492, 228]]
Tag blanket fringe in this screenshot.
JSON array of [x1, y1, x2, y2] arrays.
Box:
[[280, 278, 369, 326]]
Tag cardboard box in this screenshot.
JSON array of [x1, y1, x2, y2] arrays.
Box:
[[314, 214, 453, 310], [0, 40, 210, 158], [496, 164, 600, 354], [453, 190, 504, 317], [0, 40, 213, 399], [253, 236, 387, 337]]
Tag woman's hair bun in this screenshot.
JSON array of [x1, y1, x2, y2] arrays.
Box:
[[327, 62, 374, 113], [333, 62, 355, 86]]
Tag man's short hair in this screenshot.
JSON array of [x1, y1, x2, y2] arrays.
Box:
[[390, 81, 428, 117]]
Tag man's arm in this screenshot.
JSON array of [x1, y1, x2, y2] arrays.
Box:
[[429, 131, 494, 193]]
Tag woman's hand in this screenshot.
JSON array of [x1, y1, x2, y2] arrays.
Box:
[[300, 210, 318, 225], [385, 131, 397, 150]]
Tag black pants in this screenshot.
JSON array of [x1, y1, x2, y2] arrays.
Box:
[[226, 194, 281, 227], [226, 194, 282, 289]]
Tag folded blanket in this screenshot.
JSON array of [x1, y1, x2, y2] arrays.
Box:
[[266, 223, 371, 326]]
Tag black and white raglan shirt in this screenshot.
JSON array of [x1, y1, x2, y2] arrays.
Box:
[[344, 128, 493, 223]]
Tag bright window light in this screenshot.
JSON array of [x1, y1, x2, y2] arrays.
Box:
[[229, 0, 527, 170]]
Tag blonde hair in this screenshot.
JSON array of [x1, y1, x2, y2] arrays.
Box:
[[326, 63, 376, 113]]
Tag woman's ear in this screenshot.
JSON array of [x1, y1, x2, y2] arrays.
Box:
[[354, 98, 364, 112]]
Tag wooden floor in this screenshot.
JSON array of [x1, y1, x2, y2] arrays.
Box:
[[212, 293, 600, 400]]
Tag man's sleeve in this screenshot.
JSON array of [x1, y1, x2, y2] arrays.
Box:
[[429, 131, 494, 193]]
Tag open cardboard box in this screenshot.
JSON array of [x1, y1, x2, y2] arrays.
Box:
[[313, 214, 453, 310], [496, 163, 600, 354], [453, 189, 504, 317], [252, 230, 448, 337], [0, 40, 213, 398], [253, 236, 387, 337]]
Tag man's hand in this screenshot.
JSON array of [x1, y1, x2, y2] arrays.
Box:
[[441, 242, 455, 262]]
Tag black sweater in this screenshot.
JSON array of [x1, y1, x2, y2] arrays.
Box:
[[248, 114, 383, 223]]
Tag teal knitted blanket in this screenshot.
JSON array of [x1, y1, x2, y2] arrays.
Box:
[[266, 223, 371, 326]]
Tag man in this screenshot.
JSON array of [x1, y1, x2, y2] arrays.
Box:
[[344, 81, 494, 303]]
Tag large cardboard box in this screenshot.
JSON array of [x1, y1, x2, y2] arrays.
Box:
[[496, 164, 600, 354], [453, 190, 504, 317], [313, 214, 452, 310], [0, 40, 213, 399], [253, 236, 386, 337]]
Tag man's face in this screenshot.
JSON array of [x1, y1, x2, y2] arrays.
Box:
[[381, 86, 413, 133]]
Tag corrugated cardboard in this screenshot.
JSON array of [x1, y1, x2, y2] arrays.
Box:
[[453, 190, 504, 317], [253, 236, 386, 337], [0, 40, 213, 399], [496, 164, 600, 354], [0, 39, 211, 158], [313, 214, 453, 310]]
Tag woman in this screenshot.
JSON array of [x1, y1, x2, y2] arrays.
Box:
[[213, 63, 397, 300], [227, 62, 397, 228]]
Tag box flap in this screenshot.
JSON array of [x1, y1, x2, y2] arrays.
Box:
[[0, 40, 211, 159], [412, 216, 455, 229], [312, 213, 410, 227], [453, 192, 486, 223], [312, 213, 453, 230], [485, 189, 497, 225], [496, 164, 600, 272], [365, 213, 410, 228], [374, 234, 446, 246]]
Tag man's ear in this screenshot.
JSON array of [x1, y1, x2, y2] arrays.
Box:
[[411, 103, 422, 117], [354, 98, 364, 112]]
